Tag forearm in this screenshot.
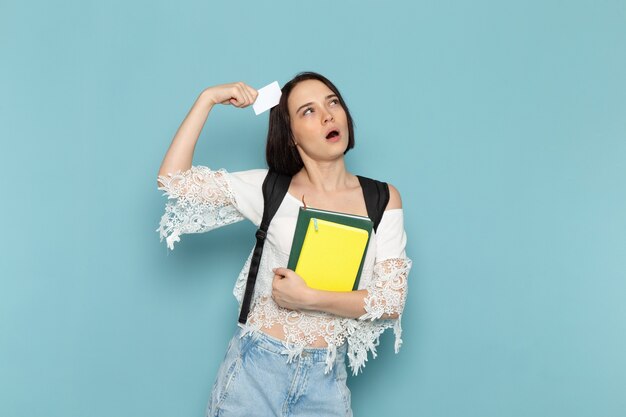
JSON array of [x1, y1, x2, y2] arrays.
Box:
[[157, 90, 216, 183], [304, 288, 399, 320]]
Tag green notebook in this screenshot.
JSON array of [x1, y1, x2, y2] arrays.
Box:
[[287, 206, 373, 292]]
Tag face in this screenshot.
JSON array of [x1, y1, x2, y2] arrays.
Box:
[[288, 79, 349, 161]]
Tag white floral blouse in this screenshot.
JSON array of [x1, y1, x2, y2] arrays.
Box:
[[156, 165, 412, 375]]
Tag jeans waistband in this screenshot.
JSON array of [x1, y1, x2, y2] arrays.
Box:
[[240, 327, 347, 363]]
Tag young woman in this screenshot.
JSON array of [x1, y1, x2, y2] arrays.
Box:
[[156, 72, 412, 416]]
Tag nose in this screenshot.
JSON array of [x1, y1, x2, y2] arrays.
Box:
[[322, 109, 334, 123]]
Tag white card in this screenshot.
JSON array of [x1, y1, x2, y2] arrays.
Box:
[[253, 81, 282, 115]]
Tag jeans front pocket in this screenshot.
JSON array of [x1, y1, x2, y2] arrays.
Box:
[[207, 335, 244, 417]]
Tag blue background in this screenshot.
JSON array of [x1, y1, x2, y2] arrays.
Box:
[[1, 1, 625, 416]]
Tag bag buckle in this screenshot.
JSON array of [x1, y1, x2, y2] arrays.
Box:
[[255, 228, 267, 240]]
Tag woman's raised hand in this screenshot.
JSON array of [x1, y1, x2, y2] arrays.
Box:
[[203, 82, 259, 108], [157, 81, 259, 181]]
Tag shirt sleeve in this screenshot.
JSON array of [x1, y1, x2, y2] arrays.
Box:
[[345, 208, 413, 376], [359, 208, 412, 321], [155, 165, 267, 250]]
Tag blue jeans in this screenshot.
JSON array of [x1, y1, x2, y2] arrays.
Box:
[[206, 326, 352, 417]]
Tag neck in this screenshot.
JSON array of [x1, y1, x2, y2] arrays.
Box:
[[294, 158, 351, 193]]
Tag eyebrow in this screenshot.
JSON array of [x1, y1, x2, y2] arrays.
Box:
[[295, 94, 338, 114]]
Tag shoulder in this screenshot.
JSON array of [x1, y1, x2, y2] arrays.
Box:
[[224, 168, 268, 206], [385, 183, 402, 210], [355, 174, 403, 211]]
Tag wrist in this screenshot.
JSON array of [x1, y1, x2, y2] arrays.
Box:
[[302, 287, 320, 310], [198, 89, 217, 109]]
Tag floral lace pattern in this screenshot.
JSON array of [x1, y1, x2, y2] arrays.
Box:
[[156, 166, 245, 250], [347, 257, 412, 374], [360, 257, 410, 321], [234, 245, 412, 375], [156, 165, 412, 375]]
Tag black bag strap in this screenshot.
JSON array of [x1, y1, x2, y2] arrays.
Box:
[[238, 171, 390, 324], [238, 169, 291, 324], [356, 175, 390, 233]]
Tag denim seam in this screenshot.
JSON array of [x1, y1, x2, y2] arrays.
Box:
[[333, 367, 351, 415]]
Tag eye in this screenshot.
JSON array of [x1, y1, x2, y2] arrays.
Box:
[[330, 98, 339, 105], [303, 107, 314, 116]]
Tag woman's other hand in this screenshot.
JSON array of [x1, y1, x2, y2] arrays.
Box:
[[271, 267, 315, 311], [202, 82, 259, 108]]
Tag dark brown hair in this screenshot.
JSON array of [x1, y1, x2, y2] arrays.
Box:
[[266, 71, 356, 176]]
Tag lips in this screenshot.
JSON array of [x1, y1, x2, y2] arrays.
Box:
[[325, 130, 339, 139], [325, 127, 340, 139]]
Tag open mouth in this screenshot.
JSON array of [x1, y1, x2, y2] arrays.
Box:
[[325, 130, 340, 139]]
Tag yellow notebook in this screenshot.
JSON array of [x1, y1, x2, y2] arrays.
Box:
[[287, 207, 373, 292]]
